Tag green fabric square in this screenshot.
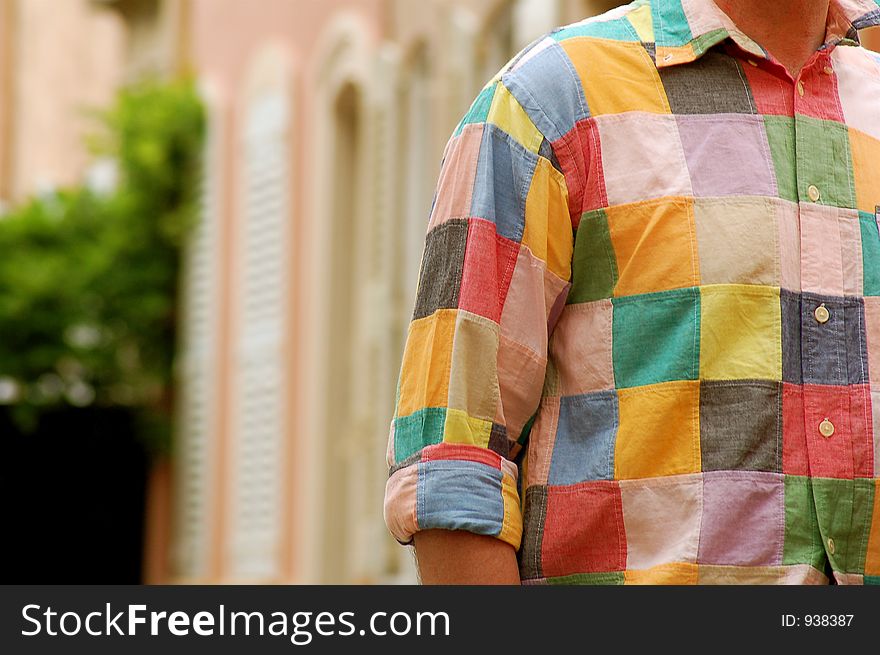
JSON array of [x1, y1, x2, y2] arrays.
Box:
[[393, 407, 447, 463], [611, 288, 700, 388], [866, 576, 880, 585], [547, 571, 625, 585], [860, 211, 880, 296], [454, 83, 497, 136], [651, 0, 694, 47], [794, 116, 856, 210], [569, 209, 619, 304], [812, 477, 875, 575], [763, 116, 798, 203], [782, 475, 824, 568], [552, 17, 639, 42]]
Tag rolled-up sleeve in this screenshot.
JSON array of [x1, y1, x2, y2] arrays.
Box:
[[383, 76, 574, 551]]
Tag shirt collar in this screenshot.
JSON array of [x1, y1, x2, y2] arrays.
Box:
[[652, 0, 880, 67]]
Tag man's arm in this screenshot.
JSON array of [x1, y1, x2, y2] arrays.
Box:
[[413, 530, 521, 585]]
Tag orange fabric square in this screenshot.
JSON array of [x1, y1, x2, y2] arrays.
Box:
[[850, 126, 880, 215], [560, 38, 671, 116], [523, 156, 573, 281], [396, 309, 457, 417], [615, 380, 701, 479], [606, 197, 699, 297]]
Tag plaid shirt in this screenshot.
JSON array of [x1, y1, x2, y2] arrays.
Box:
[[384, 0, 880, 584]]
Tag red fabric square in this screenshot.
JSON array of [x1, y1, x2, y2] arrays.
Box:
[[552, 118, 607, 226], [794, 53, 845, 123], [541, 480, 625, 578], [458, 218, 520, 322], [782, 383, 809, 476], [802, 383, 873, 479], [739, 61, 794, 117]]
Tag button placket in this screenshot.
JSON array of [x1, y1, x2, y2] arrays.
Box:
[[791, 48, 858, 570]]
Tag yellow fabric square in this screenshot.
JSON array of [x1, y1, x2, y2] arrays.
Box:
[[850, 127, 880, 214], [624, 562, 698, 584], [447, 311, 501, 422], [396, 309, 457, 417], [497, 472, 524, 550], [561, 38, 671, 115], [699, 285, 782, 380], [487, 83, 543, 153], [443, 408, 493, 449], [607, 197, 699, 296], [866, 479, 880, 575], [626, 3, 654, 43], [615, 381, 701, 479], [523, 157, 573, 281]]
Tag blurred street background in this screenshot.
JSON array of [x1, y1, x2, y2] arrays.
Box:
[[0, 0, 877, 585]]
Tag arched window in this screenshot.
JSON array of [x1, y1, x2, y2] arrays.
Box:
[[228, 50, 292, 580], [318, 81, 363, 584]]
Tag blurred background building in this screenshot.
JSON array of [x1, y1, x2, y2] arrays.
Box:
[[0, 0, 877, 585]]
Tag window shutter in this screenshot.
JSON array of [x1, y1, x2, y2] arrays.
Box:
[[228, 89, 290, 579]]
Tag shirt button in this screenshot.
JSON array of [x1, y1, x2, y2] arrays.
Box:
[[808, 184, 821, 202], [819, 418, 835, 438], [827, 537, 836, 555], [823, 66, 834, 75], [797, 80, 805, 96], [814, 304, 830, 324]]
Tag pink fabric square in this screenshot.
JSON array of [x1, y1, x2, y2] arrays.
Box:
[[524, 396, 560, 487], [872, 389, 880, 477], [596, 113, 692, 206], [459, 217, 521, 323], [834, 46, 880, 142], [698, 471, 785, 567], [549, 299, 615, 394], [496, 335, 548, 443], [800, 204, 861, 296], [776, 200, 801, 292], [428, 124, 483, 231], [499, 247, 563, 358], [865, 297, 880, 387], [676, 114, 777, 198], [620, 473, 703, 570]]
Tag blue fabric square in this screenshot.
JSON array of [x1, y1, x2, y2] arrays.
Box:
[[549, 391, 619, 484], [417, 460, 504, 537], [470, 124, 538, 243], [503, 43, 590, 140]]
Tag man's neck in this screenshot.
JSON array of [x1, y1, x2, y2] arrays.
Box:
[[713, 0, 832, 77]]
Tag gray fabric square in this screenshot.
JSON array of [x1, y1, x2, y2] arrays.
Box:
[[780, 289, 803, 384], [518, 485, 548, 581], [411, 219, 468, 321], [488, 422, 510, 459], [800, 292, 869, 385], [699, 380, 782, 472], [659, 49, 757, 115]]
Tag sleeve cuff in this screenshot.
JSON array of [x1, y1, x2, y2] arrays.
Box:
[[383, 443, 523, 550]]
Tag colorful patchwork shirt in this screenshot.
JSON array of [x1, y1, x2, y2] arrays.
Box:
[[383, 0, 880, 584]]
